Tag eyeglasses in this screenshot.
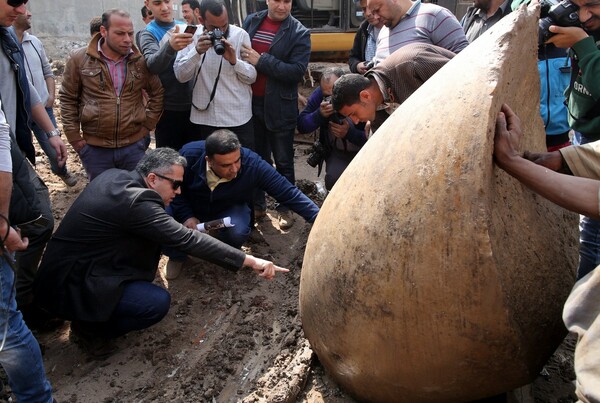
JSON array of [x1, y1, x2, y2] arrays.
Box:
[[7, 0, 28, 8], [153, 173, 183, 190]]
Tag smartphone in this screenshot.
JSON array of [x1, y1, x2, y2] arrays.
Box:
[[184, 25, 198, 34]]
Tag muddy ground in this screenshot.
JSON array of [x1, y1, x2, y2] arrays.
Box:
[[2, 73, 580, 403]]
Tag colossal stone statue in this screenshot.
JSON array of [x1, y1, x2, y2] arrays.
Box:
[[299, 5, 578, 402]]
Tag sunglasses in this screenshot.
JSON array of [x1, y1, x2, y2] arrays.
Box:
[[153, 173, 183, 190], [7, 0, 28, 7]]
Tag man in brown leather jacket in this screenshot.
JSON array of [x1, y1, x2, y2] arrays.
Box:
[[60, 8, 164, 181]]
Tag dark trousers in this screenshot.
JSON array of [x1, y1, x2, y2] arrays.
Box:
[[77, 281, 171, 339], [15, 162, 53, 307], [252, 98, 295, 211], [155, 109, 202, 151], [197, 119, 255, 150], [165, 203, 253, 262]]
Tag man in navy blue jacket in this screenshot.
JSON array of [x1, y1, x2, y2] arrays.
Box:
[[166, 130, 319, 279]]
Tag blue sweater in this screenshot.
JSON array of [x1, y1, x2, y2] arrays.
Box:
[[169, 141, 320, 223]]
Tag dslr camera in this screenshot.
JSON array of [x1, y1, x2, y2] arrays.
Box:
[[307, 141, 329, 168], [539, 0, 580, 46], [207, 28, 226, 55]]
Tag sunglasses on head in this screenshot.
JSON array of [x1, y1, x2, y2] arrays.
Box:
[[7, 0, 28, 8], [153, 173, 183, 190]]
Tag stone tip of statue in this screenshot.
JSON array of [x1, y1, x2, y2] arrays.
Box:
[[300, 4, 578, 403]]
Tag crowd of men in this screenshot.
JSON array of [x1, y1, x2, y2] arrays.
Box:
[[0, 0, 598, 400]]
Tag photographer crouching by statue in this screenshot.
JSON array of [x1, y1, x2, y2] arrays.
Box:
[[538, 0, 600, 280], [297, 67, 367, 192]]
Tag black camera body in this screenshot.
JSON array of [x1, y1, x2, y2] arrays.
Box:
[[329, 112, 345, 125], [207, 28, 226, 55], [539, 0, 580, 46], [307, 141, 329, 168]]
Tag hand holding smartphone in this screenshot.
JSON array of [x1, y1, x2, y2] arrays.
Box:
[[184, 25, 197, 34]]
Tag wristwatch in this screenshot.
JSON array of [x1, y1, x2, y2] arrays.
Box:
[[46, 128, 61, 139]]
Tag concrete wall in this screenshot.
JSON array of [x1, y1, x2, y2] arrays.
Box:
[[27, 1, 184, 59]]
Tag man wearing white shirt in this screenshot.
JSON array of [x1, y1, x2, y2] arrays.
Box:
[[174, 0, 256, 148]]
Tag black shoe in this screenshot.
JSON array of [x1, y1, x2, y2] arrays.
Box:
[[20, 304, 64, 332], [69, 321, 118, 360]]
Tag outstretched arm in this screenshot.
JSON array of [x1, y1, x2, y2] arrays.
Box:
[[493, 103, 600, 219]]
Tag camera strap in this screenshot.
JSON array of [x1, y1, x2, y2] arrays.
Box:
[[191, 53, 224, 111]]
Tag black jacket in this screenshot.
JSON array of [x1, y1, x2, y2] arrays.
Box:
[[348, 20, 370, 73], [34, 169, 246, 322], [243, 10, 311, 131]]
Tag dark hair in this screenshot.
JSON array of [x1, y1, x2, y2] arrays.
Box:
[[199, 0, 226, 19], [205, 130, 241, 157], [136, 148, 187, 176], [141, 5, 152, 18], [89, 16, 102, 36], [101, 9, 131, 30], [331, 73, 373, 111], [182, 0, 201, 11]]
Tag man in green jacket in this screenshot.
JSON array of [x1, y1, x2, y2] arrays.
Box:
[[544, 0, 600, 280]]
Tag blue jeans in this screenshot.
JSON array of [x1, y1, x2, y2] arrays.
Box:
[[0, 256, 53, 402], [31, 107, 66, 176], [165, 203, 252, 262], [577, 135, 600, 279], [79, 281, 171, 339], [252, 98, 295, 211], [79, 137, 149, 181]]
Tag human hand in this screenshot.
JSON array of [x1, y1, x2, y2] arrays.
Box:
[[243, 255, 289, 280], [320, 101, 334, 118], [240, 44, 260, 66], [357, 62, 368, 74], [329, 119, 349, 138], [195, 32, 212, 55], [547, 25, 589, 48], [169, 25, 195, 51], [1, 226, 28, 254], [45, 96, 55, 108], [183, 217, 200, 230], [49, 136, 68, 167], [70, 138, 86, 154], [493, 103, 523, 168], [221, 38, 237, 65]]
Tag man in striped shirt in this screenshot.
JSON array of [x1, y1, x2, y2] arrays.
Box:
[[368, 0, 468, 65]]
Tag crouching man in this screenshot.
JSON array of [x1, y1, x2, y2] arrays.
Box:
[[165, 130, 320, 279], [33, 148, 287, 358]]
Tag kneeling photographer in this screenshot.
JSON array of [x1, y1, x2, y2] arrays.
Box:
[[540, 0, 600, 280], [173, 0, 257, 149], [297, 67, 367, 191]]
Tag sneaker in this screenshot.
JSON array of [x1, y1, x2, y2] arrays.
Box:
[[165, 259, 184, 280], [58, 171, 78, 187], [70, 321, 118, 360], [278, 210, 295, 230]]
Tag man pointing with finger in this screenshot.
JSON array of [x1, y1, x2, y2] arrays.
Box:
[[34, 148, 288, 359], [545, 0, 600, 280]]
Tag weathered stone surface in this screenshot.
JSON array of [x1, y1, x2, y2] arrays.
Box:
[[299, 5, 578, 402]]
